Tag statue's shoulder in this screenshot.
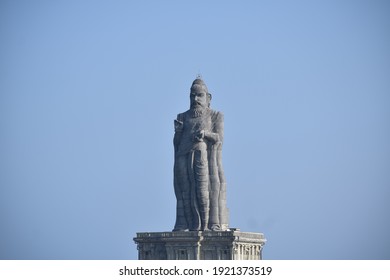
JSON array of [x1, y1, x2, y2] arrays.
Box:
[[210, 109, 224, 121], [176, 110, 189, 121]]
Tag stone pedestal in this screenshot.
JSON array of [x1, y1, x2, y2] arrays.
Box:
[[133, 229, 266, 260]]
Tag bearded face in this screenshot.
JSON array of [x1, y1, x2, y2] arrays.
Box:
[[190, 85, 208, 109]]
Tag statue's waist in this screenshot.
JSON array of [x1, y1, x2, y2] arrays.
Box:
[[177, 141, 208, 155]]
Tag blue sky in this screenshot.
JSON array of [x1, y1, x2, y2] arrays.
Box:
[[1, 0, 389, 259]]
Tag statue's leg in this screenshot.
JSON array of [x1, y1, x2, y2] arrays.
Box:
[[173, 157, 186, 231], [187, 151, 200, 231], [173, 154, 192, 231], [217, 145, 229, 230], [208, 146, 221, 230], [194, 147, 210, 231]]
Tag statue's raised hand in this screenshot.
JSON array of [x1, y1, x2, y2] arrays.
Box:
[[174, 119, 183, 132], [194, 130, 205, 142]]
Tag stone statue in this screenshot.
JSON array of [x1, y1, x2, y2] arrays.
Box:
[[173, 78, 229, 231]]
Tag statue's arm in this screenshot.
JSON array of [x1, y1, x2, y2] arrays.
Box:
[[204, 131, 220, 143], [173, 114, 184, 152], [204, 111, 224, 144]]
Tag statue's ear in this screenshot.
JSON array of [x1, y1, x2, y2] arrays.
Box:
[[208, 93, 212, 100]]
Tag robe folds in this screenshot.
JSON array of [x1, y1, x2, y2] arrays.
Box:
[[173, 108, 229, 231]]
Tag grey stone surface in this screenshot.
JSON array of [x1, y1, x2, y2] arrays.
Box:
[[134, 230, 266, 260], [173, 78, 229, 231], [132, 77, 266, 260]]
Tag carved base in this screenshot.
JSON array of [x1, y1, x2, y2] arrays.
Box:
[[133, 229, 266, 260]]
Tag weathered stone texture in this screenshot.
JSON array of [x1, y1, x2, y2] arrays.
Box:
[[133, 78, 266, 260], [134, 230, 266, 260]]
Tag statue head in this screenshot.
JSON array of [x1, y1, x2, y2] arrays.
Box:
[[190, 78, 212, 109]]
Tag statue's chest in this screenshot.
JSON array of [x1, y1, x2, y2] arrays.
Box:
[[185, 115, 212, 133]]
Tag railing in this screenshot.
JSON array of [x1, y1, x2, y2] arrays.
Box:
[[136, 230, 265, 240]]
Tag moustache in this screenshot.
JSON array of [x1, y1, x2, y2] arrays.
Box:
[[191, 101, 205, 107]]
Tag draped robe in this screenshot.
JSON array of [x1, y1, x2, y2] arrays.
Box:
[[173, 107, 229, 231]]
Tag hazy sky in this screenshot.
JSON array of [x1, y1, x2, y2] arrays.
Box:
[[1, 0, 389, 260]]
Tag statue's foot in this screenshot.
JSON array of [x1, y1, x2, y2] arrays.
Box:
[[211, 225, 221, 231], [198, 225, 210, 231], [172, 228, 189, 232]]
